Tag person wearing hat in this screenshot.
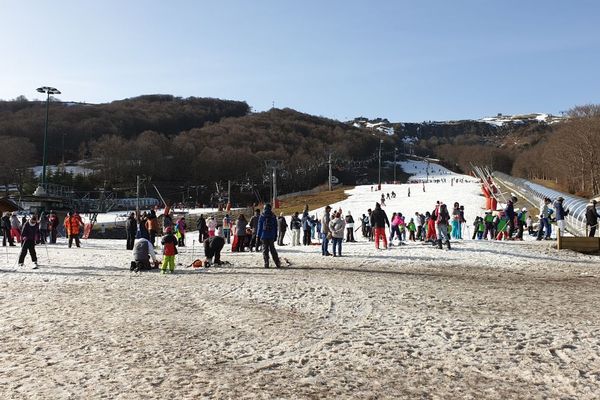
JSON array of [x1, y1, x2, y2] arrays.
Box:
[[321, 205, 333, 255], [370, 202, 390, 249], [18, 215, 39, 269], [553, 197, 570, 236], [290, 211, 301, 246], [516, 207, 528, 240], [537, 197, 553, 240], [160, 226, 178, 274], [126, 212, 138, 250], [585, 200, 600, 237], [277, 212, 288, 246], [345, 211, 355, 242], [257, 203, 281, 268]]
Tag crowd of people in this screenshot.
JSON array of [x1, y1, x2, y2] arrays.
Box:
[[3, 188, 600, 272]]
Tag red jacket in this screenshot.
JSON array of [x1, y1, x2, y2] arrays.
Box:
[[161, 233, 178, 256], [64, 214, 83, 235]]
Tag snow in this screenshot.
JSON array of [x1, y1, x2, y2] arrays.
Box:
[[1, 160, 599, 398]]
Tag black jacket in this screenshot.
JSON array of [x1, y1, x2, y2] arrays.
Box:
[[290, 215, 302, 230], [126, 216, 137, 233], [586, 205, 599, 226], [277, 216, 288, 231], [370, 207, 389, 228]]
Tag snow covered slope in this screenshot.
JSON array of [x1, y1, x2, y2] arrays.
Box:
[[307, 160, 482, 228]]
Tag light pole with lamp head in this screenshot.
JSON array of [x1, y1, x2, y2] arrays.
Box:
[[394, 146, 398, 183], [378, 139, 383, 190], [34, 86, 61, 196]]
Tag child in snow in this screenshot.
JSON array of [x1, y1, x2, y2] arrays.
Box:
[[18, 215, 39, 269], [407, 218, 416, 241], [176, 217, 186, 246], [160, 226, 178, 274]]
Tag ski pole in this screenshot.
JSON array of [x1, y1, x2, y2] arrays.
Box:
[[43, 241, 50, 263], [191, 239, 195, 261]]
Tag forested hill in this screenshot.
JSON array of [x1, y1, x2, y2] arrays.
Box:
[[0, 96, 390, 200], [0, 95, 250, 162]]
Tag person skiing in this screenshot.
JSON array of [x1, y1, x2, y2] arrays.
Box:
[[277, 212, 288, 246], [18, 215, 39, 269], [125, 212, 138, 250], [370, 202, 390, 249], [257, 203, 281, 268], [160, 226, 178, 274]]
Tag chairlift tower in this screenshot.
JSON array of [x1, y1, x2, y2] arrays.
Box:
[[264, 160, 284, 208]]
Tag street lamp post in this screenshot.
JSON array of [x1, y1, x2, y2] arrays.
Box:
[[35, 86, 61, 196], [394, 146, 398, 183], [378, 139, 383, 190]]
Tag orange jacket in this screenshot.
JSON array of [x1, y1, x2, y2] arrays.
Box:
[[64, 214, 83, 236]]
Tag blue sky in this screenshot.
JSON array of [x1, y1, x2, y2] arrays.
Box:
[[1, 0, 599, 121]]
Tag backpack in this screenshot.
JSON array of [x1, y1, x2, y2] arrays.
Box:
[[263, 214, 275, 232]]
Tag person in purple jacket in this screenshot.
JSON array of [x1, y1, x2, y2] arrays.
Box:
[[18, 215, 40, 269]]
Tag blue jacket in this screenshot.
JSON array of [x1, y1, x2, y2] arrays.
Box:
[[553, 201, 568, 220], [504, 201, 515, 220], [257, 210, 278, 240]]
